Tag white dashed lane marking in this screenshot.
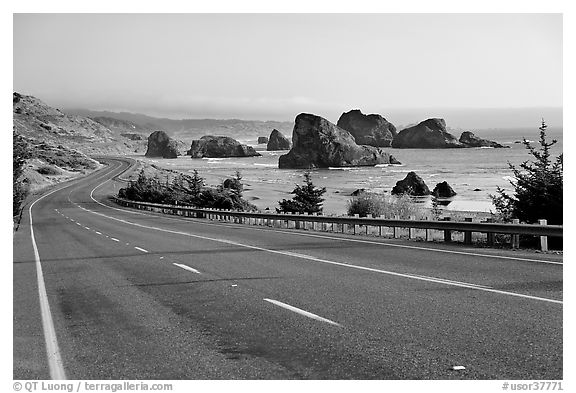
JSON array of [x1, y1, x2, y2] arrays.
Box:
[[110, 238, 119, 242], [173, 263, 200, 274], [134, 246, 148, 253], [263, 298, 342, 327]]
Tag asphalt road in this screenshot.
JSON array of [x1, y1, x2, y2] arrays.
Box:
[[13, 157, 563, 380]]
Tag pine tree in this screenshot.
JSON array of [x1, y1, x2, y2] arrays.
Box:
[[277, 171, 326, 214], [491, 120, 562, 225]]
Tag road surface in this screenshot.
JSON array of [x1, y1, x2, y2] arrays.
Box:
[[13, 157, 563, 380]]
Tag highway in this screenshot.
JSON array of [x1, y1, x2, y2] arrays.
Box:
[[13, 157, 563, 380]]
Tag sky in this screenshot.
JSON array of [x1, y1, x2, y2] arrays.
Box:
[[13, 13, 562, 123]]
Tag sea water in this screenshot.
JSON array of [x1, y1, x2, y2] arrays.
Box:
[[136, 127, 563, 215]]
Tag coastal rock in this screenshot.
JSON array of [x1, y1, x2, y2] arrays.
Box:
[[278, 113, 401, 169], [267, 129, 291, 151], [432, 181, 457, 198], [391, 118, 464, 148], [351, 188, 367, 196], [459, 131, 507, 148], [145, 131, 179, 158], [391, 172, 430, 196], [257, 136, 269, 144], [337, 109, 397, 147], [187, 135, 261, 158]]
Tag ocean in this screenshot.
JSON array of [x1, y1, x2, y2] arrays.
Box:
[[134, 127, 563, 215]]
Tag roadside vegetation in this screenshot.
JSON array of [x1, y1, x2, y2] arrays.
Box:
[[347, 192, 425, 219], [13, 130, 30, 220], [490, 120, 562, 226], [117, 169, 257, 211], [276, 171, 326, 214]]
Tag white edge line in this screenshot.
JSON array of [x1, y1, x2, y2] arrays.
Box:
[[264, 298, 341, 327], [134, 246, 149, 253], [28, 187, 68, 380], [173, 263, 201, 274]]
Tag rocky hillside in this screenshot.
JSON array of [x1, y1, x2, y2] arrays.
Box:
[[13, 92, 148, 155], [17, 135, 102, 193]]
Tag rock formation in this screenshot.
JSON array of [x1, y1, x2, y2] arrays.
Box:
[[337, 109, 397, 147], [267, 129, 291, 151], [432, 181, 457, 198], [145, 131, 180, 158], [278, 113, 400, 169], [187, 136, 261, 158], [459, 131, 507, 148], [391, 172, 430, 196], [257, 136, 269, 144], [391, 119, 464, 148]]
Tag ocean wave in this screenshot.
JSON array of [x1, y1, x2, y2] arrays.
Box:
[[253, 163, 277, 167], [375, 163, 404, 168], [202, 157, 227, 161]]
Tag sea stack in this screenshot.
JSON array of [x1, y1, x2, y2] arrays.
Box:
[[459, 131, 508, 148], [145, 131, 179, 158], [187, 135, 261, 158], [391, 172, 430, 196], [392, 119, 464, 148], [267, 129, 291, 151], [336, 109, 397, 147], [278, 113, 400, 169]]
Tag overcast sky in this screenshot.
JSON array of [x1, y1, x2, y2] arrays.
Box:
[[13, 13, 562, 122]]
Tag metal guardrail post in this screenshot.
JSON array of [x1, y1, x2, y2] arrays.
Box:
[[485, 218, 495, 246], [512, 219, 520, 248], [443, 217, 452, 242], [408, 215, 415, 238], [464, 218, 473, 244], [539, 219, 548, 252]]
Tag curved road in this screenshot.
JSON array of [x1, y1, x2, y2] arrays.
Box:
[[13, 157, 563, 380]]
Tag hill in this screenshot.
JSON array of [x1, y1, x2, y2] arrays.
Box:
[[66, 108, 294, 143], [13, 93, 148, 155]]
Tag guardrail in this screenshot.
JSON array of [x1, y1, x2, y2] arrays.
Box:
[[112, 197, 562, 251]]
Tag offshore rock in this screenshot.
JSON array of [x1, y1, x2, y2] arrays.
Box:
[[267, 129, 291, 151], [392, 118, 464, 148], [432, 181, 457, 198], [257, 136, 269, 144], [337, 109, 397, 147], [459, 131, 508, 148], [278, 113, 400, 169], [187, 135, 261, 158], [145, 131, 180, 158], [391, 172, 430, 196]]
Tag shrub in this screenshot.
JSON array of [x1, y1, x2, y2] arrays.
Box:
[[347, 192, 423, 219], [118, 169, 256, 211], [13, 131, 30, 218], [36, 165, 61, 175], [490, 120, 562, 225], [277, 171, 326, 214]]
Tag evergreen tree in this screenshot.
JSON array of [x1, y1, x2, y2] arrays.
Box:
[[491, 120, 562, 225], [190, 170, 205, 200], [277, 171, 326, 214]]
